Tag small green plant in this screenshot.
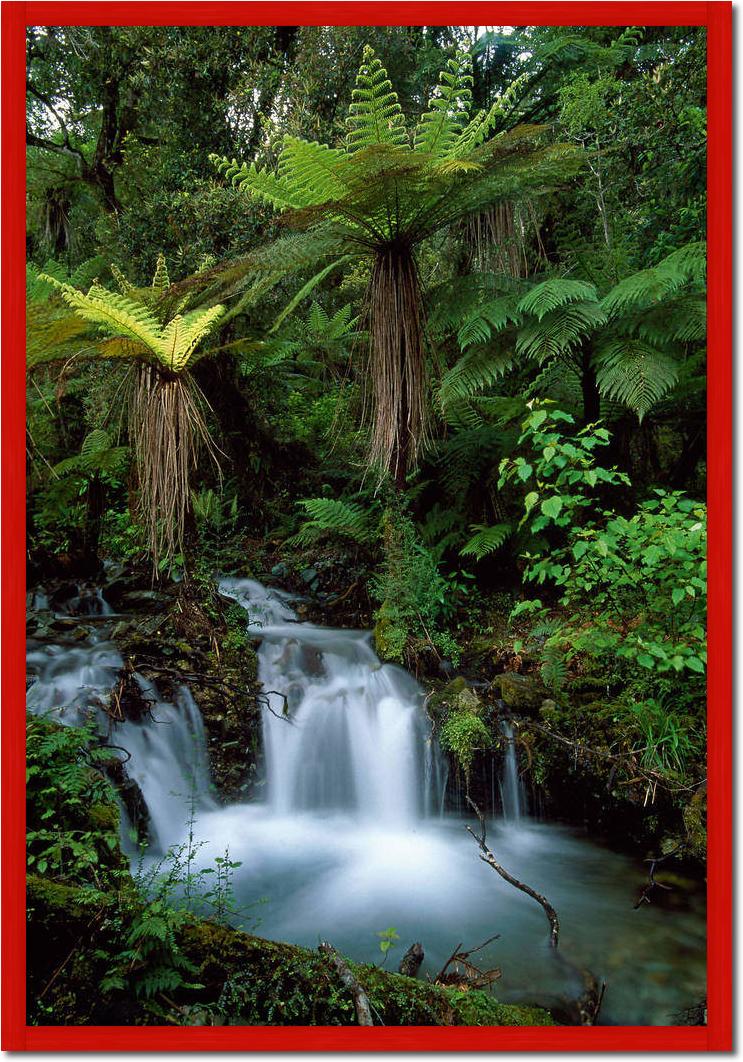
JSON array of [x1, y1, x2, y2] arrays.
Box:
[[376, 926, 400, 965]]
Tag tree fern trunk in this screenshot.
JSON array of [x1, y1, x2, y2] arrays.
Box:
[[367, 243, 428, 488]]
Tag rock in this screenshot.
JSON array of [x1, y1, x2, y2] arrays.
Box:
[[497, 672, 545, 712], [540, 698, 559, 721], [271, 562, 289, 579], [119, 589, 169, 609], [426, 677, 483, 722]]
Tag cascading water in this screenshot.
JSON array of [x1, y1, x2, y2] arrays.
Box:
[[498, 718, 526, 825], [25, 578, 706, 1024], [219, 578, 442, 825], [26, 591, 214, 851]]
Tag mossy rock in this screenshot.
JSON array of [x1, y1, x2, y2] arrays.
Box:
[[427, 677, 483, 722], [497, 672, 545, 713]]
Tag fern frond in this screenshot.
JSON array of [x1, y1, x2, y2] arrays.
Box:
[[601, 243, 706, 318], [151, 253, 170, 296], [346, 46, 407, 152], [594, 338, 679, 420], [288, 497, 379, 547], [439, 346, 515, 408], [460, 523, 512, 560], [517, 278, 598, 320], [40, 277, 164, 358], [516, 301, 606, 361], [415, 51, 474, 158], [209, 154, 313, 212], [456, 295, 522, 349]]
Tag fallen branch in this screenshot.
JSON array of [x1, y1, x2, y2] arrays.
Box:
[[466, 796, 559, 949], [318, 941, 373, 1026]]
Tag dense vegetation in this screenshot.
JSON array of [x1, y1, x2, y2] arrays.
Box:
[[26, 23, 707, 1027]]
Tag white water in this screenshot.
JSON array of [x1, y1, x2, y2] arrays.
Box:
[[25, 579, 706, 1025], [26, 594, 214, 850], [499, 719, 526, 824], [220, 578, 442, 825]]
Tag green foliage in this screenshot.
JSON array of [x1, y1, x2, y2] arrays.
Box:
[[26, 715, 123, 889], [505, 406, 706, 727], [439, 708, 492, 779], [460, 523, 512, 560], [372, 509, 461, 665], [289, 497, 380, 547], [376, 926, 400, 962]]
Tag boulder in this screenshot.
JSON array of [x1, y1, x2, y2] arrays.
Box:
[[497, 672, 545, 712]]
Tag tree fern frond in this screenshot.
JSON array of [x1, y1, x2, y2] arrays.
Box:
[[209, 154, 313, 212], [517, 278, 598, 320], [460, 523, 512, 560], [601, 243, 706, 318], [151, 253, 170, 296], [288, 497, 379, 547], [346, 46, 407, 152], [594, 338, 679, 420], [516, 301, 606, 361], [439, 346, 515, 407], [456, 295, 522, 349], [415, 51, 474, 158], [447, 73, 531, 158], [111, 263, 137, 297], [40, 276, 165, 358]]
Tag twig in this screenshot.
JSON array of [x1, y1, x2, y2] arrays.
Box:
[[318, 941, 373, 1026], [466, 796, 560, 949]]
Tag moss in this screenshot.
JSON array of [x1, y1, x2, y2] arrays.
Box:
[[445, 988, 554, 1026], [497, 672, 545, 712], [88, 801, 120, 831]]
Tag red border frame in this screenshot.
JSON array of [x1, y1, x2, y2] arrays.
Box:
[[2, 1, 731, 1050]]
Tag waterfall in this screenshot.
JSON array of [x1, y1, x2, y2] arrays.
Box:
[[25, 578, 708, 1023], [26, 592, 214, 851], [219, 578, 442, 824], [498, 717, 526, 824]]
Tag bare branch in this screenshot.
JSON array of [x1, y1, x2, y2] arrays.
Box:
[[466, 795, 560, 949]]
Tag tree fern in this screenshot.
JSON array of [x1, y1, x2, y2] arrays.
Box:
[[211, 46, 581, 484]]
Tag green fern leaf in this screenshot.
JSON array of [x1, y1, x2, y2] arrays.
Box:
[[460, 523, 512, 560], [594, 338, 679, 420], [517, 279, 598, 320], [415, 51, 474, 158], [346, 46, 407, 152]]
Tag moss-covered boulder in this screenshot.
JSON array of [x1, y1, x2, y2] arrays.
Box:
[[496, 672, 545, 713]]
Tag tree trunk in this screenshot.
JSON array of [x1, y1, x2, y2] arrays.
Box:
[[367, 243, 427, 489]]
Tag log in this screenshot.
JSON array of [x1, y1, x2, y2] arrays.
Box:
[[318, 941, 374, 1025]]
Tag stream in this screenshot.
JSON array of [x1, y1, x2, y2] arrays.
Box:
[[26, 578, 706, 1026]]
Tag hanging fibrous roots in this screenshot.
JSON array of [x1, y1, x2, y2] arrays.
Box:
[[365, 244, 430, 489], [129, 363, 221, 574], [464, 202, 533, 277]]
